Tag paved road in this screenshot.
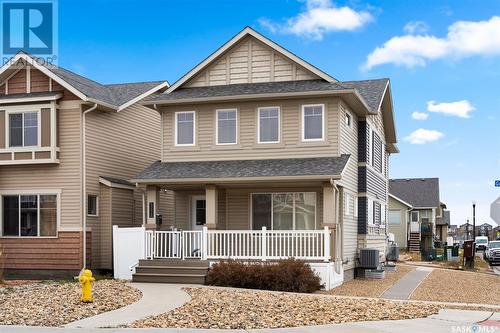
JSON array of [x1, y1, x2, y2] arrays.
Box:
[[1, 309, 498, 333], [476, 251, 500, 276]]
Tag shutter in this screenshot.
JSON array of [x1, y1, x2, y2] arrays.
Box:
[[367, 198, 373, 225]]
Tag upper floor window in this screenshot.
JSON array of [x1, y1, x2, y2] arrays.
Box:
[[87, 195, 99, 217], [345, 111, 352, 128], [175, 111, 195, 146], [302, 104, 324, 141], [258, 106, 280, 143], [216, 109, 237, 145], [9, 111, 38, 147]]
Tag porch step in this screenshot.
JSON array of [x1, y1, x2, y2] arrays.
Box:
[[135, 265, 209, 276], [138, 259, 210, 268], [132, 272, 206, 284]]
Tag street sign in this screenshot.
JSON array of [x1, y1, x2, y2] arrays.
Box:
[[496, 180, 500, 187]]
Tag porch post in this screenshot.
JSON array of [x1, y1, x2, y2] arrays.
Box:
[[146, 185, 159, 228], [205, 184, 218, 230], [322, 183, 336, 261]]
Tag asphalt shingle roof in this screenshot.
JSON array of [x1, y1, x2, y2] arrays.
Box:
[[135, 155, 350, 181], [146, 78, 389, 113], [100, 175, 135, 187], [389, 178, 440, 208]]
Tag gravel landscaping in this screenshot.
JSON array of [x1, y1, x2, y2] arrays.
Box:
[[0, 279, 141, 326], [327, 264, 415, 298], [131, 287, 442, 329], [410, 269, 500, 305]]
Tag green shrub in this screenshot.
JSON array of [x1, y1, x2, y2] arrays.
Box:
[[206, 258, 322, 293]]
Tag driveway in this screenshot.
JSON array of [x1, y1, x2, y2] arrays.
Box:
[[0, 309, 498, 333]]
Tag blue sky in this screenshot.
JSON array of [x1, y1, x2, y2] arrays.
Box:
[[57, 0, 500, 226]]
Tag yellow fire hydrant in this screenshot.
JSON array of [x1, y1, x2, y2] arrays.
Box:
[[79, 269, 95, 303]]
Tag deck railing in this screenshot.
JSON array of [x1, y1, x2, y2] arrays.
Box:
[[145, 226, 331, 262]]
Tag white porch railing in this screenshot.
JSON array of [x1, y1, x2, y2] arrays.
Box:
[[145, 226, 331, 262]]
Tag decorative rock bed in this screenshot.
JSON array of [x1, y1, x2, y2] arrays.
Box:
[[0, 279, 141, 326], [131, 287, 442, 330]]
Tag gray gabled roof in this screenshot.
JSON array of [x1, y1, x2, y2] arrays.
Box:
[[389, 178, 440, 208], [134, 155, 350, 182], [145, 78, 389, 114]]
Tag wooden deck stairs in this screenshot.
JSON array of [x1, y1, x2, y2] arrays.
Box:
[[132, 259, 210, 284], [408, 232, 421, 252]]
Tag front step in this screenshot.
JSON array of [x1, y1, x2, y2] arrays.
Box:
[[133, 272, 206, 284], [132, 259, 210, 284]]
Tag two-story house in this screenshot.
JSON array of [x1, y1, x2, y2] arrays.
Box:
[[132, 27, 398, 286], [0, 52, 168, 278]]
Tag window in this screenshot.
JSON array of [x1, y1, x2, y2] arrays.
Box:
[[258, 107, 280, 143], [367, 198, 374, 225], [9, 112, 38, 147], [148, 202, 155, 219], [175, 111, 195, 146], [344, 193, 354, 216], [388, 210, 401, 225], [354, 196, 358, 217], [345, 112, 352, 128], [2, 194, 57, 237], [216, 109, 237, 145], [87, 195, 98, 216], [302, 104, 324, 141], [251, 192, 316, 230], [411, 211, 419, 222]]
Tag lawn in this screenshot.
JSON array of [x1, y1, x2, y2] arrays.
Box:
[[131, 287, 442, 329], [410, 269, 500, 305], [327, 264, 415, 298], [0, 279, 141, 326]]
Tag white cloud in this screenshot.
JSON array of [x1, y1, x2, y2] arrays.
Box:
[[404, 128, 444, 144], [363, 16, 500, 70], [259, 0, 373, 40], [404, 21, 429, 34], [427, 100, 475, 118], [411, 111, 429, 120]]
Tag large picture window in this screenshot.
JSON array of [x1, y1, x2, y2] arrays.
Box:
[[258, 107, 280, 143], [216, 109, 237, 145], [302, 104, 324, 141], [175, 111, 195, 146], [9, 111, 38, 147], [251, 192, 316, 230], [2, 193, 58, 237]]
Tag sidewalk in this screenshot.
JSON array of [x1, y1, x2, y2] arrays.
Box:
[[381, 267, 432, 300], [1, 309, 498, 333], [64, 283, 191, 328]]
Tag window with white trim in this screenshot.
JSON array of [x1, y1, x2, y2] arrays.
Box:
[[367, 198, 374, 225], [381, 204, 386, 225], [411, 211, 419, 222], [251, 192, 316, 230], [302, 104, 324, 141], [258, 107, 280, 143], [388, 210, 401, 225], [9, 111, 38, 147], [216, 109, 237, 145], [345, 111, 352, 128], [2, 194, 57, 237], [175, 111, 195, 146], [87, 195, 99, 217], [354, 195, 358, 217]]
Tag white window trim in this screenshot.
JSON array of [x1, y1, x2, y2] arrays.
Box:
[[301, 104, 325, 142], [5, 108, 41, 149], [215, 108, 238, 145], [354, 195, 358, 217], [388, 209, 402, 225], [87, 194, 99, 217], [0, 189, 61, 238], [257, 106, 281, 144], [367, 198, 375, 226], [174, 111, 196, 146], [345, 110, 353, 128], [250, 192, 317, 230]]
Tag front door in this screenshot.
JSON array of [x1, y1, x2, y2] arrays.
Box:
[[191, 195, 206, 231]]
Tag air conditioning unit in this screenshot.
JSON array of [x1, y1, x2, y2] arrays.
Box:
[[386, 244, 400, 261], [359, 248, 379, 268]]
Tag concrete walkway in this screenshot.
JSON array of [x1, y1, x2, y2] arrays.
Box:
[[64, 283, 191, 328], [1, 309, 498, 333], [381, 267, 433, 300]]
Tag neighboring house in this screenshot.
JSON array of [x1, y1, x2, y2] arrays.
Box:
[[477, 223, 493, 237], [448, 224, 458, 242], [456, 222, 473, 241], [388, 178, 449, 252], [131, 27, 398, 285], [490, 226, 500, 241], [0, 52, 168, 277]]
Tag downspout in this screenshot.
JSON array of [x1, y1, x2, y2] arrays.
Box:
[[81, 103, 98, 270], [330, 179, 342, 274]]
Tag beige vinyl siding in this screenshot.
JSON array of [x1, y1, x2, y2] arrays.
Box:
[[162, 97, 340, 162], [357, 234, 387, 261], [0, 106, 82, 229], [387, 197, 409, 248], [185, 36, 320, 88]]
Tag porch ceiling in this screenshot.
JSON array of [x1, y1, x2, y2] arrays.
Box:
[[132, 155, 350, 185]]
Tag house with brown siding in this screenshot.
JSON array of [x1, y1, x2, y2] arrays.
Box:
[[131, 27, 398, 285], [0, 52, 167, 277]]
